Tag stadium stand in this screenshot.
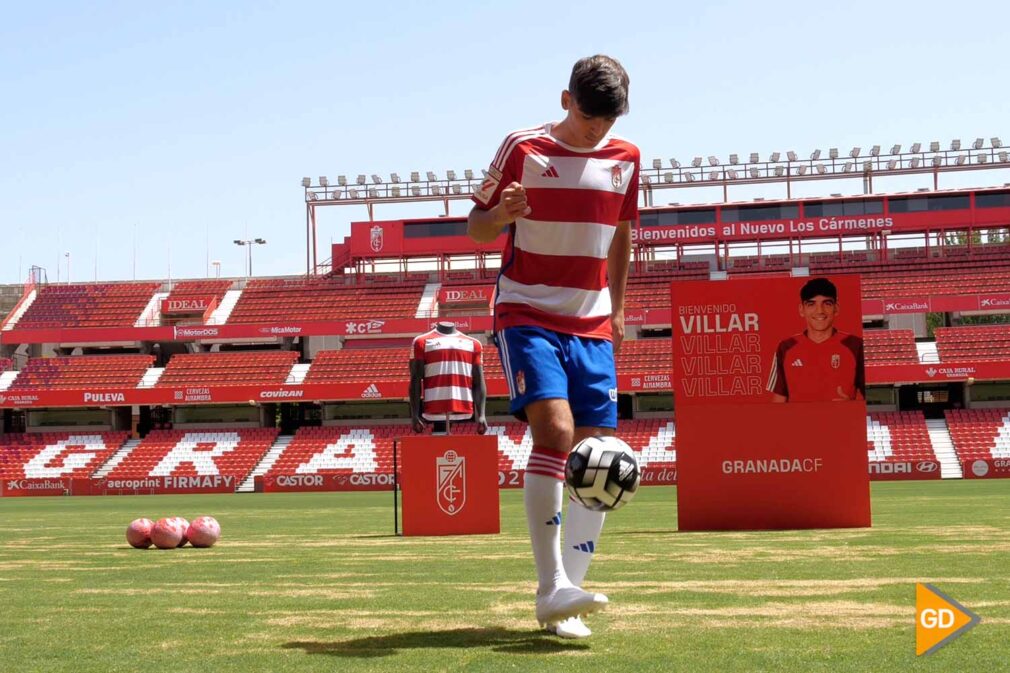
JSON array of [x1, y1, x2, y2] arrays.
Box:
[[104, 429, 277, 481], [226, 277, 425, 323], [261, 420, 678, 480], [946, 409, 1010, 461], [0, 358, 11, 372], [616, 338, 673, 373], [863, 330, 918, 365], [163, 279, 232, 306], [867, 411, 935, 462], [302, 348, 410, 384], [0, 432, 129, 479], [155, 351, 299, 387], [935, 326, 1010, 362], [14, 282, 160, 329], [625, 266, 710, 311], [5, 355, 154, 390]]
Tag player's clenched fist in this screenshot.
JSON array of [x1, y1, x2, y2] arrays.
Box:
[[495, 182, 532, 224]]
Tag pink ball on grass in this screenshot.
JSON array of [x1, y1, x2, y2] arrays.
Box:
[[187, 516, 221, 548], [151, 517, 187, 549], [126, 518, 154, 549]]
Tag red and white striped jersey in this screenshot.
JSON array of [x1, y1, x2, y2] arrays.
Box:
[[472, 123, 640, 340], [412, 329, 483, 421]]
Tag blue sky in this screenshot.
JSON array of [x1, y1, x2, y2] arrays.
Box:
[[2, 1, 1008, 284]]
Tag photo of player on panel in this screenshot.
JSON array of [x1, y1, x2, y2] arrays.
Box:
[[767, 277, 865, 403]]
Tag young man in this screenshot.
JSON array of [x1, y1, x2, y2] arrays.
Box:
[[468, 55, 639, 639], [768, 277, 865, 403]]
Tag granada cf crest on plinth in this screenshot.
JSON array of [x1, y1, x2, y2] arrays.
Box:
[[400, 435, 499, 536], [436, 450, 466, 516]]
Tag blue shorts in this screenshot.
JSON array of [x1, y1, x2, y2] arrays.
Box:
[[496, 325, 617, 429]]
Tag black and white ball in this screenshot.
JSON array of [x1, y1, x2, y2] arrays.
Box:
[[564, 436, 641, 512]]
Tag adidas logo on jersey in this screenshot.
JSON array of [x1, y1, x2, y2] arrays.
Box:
[[360, 384, 382, 399], [541, 165, 560, 178], [791, 359, 804, 367]]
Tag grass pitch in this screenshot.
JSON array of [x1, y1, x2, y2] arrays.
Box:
[[1, 481, 1008, 672]]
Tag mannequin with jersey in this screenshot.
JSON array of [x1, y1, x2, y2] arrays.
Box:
[[409, 322, 488, 435]]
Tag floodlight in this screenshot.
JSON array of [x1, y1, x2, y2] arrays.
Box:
[[306, 192, 318, 201], [707, 155, 719, 166], [669, 158, 681, 168], [749, 167, 760, 178], [870, 145, 880, 156], [652, 158, 662, 169], [930, 141, 940, 152], [348, 188, 359, 198], [411, 185, 421, 196], [955, 155, 967, 166], [950, 139, 961, 151], [451, 184, 462, 194], [829, 148, 839, 159], [391, 186, 401, 197], [796, 165, 807, 175], [708, 171, 721, 181], [992, 137, 1002, 149], [815, 164, 826, 174], [390, 173, 400, 183], [726, 154, 737, 165], [749, 152, 760, 163], [999, 151, 1009, 162], [787, 151, 797, 161], [774, 166, 785, 176], [426, 171, 437, 181], [356, 174, 366, 185], [810, 149, 821, 160], [410, 171, 420, 182], [849, 147, 861, 158], [887, 160, 897, 170], [979, 154, 989, 164], [446, 170, 456, 180], [890, 144, 901, 154], [974, 138, 984, 150], [367, 187, 378, 198], [464, 169, 474, 180], [910, 157, 921, 168], [301, 177, 311, 188], [371, 174, 382, 184], [863, 161, 873, 171], [663, 172, 674, 183], [642, 174, 652, 185], [337, 175, 347, 186], [726, 169, 738, 179], [685, 172, 696, 182], [692, 157, 702, 167], [911, 142, 922, 153], [432, 185, 442, 195], [843, 162, 854, 172], [770, 152, 781, 162], [932, 155, 943, 167]]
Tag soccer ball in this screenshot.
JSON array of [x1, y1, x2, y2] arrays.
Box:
[[126, 518, 154, 549], [151, 518, 187, 549], [187, 516, 221, 548], [564, 436, 641, 511]]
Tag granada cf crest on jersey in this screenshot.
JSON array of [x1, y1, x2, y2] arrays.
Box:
[[831, 354, 841, 369], [611, 164, 623, 188], [370, 225, 384, 252], [436, 450, 466, 516]]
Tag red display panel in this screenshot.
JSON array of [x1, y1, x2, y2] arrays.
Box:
[[962, 458, 1010, 479], [399, 435, 500, 536], [672, 275, 871, 530]]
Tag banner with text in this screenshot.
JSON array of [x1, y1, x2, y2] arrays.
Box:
[[673, 275, 871, 530]]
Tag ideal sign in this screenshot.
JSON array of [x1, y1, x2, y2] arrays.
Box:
[[438, 286, 493, 305], [162, 296, 216, 315]]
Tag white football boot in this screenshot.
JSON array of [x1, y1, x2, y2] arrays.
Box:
[[535, 585, 608, 628], [546, 616, 592, 639]]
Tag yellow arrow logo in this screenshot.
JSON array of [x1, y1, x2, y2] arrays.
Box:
[[916, 583, 981, 656]]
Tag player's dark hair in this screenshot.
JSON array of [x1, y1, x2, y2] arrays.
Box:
[[800, 278, 838, 302], [569, 55, 630, 118]]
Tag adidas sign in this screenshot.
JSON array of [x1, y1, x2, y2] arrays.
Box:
[[541, 165, 559, 178], [361, 384, 382, 399], [791, 359, 804, 367]]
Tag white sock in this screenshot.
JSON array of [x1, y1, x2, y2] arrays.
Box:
[[562, 498, 606, 587], [524, 445, 571, 593]]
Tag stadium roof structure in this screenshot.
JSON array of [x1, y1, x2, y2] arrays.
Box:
[[301, 136, 1006, 272]]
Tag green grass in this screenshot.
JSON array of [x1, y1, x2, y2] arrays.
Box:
[[1, 482, 1008, 672]]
